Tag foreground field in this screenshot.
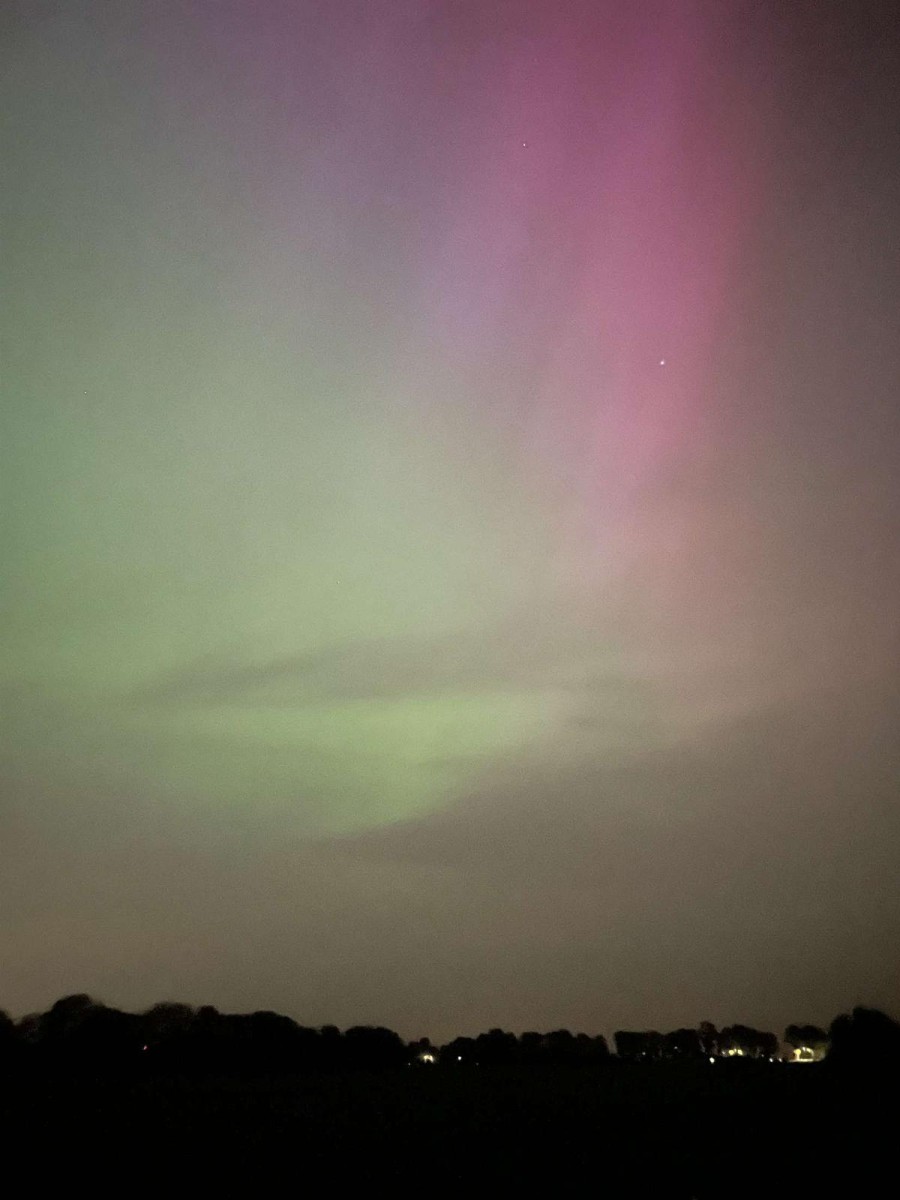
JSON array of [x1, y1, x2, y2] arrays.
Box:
[[1, 1060, 892, 1194]]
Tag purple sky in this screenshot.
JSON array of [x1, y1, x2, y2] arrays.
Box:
[[2, 0, 899, 1039]]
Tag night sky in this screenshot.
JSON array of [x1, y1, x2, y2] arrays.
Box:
[[3, 1, 899, 1040]]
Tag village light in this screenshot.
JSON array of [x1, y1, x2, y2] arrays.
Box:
[[791, 1045, 819, 1062]]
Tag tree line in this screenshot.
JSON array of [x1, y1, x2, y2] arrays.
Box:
[[1, 995, 898, 1075]]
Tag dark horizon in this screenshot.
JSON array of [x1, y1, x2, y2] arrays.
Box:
[[0, 987, 893, 1057], [5, 995, 897, 1192], [6, 988, 881, 1064]]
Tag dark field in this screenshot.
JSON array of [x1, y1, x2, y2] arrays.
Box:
[[3, 1061, 893, 1195]]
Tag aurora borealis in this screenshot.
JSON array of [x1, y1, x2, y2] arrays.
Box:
[[3, 1, 899, 1037]]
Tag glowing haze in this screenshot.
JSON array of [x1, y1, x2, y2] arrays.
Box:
[[3, 1, 899, 1038]]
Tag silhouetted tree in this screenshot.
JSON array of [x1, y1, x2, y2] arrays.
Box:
[[15, 1013, 42, 1045], [227, 1010, 302, 1073], [757, 1029, 779, 1059], [343, 1025, 406, 1070], [718, 1025, 777, 1059], [39, 993, 96, 1042], [784, 1024, 829, 1059], [318, 1024, 344, 1070], [292, 1024, 324, 1070], [142, 1002, 195, 1041], [474, 1027, 518, 1067], [26, 995, 144, 1070], [614, 1031, 637, 1061], [614, 1030, 663, 1062], [441, 1036, 476, 1065], [663, 1028, 703, 1059], [577, 1032, 610, 1063], [827, 1007, 900, 1070], [0, 1009, 21, 1071], [518, 1031, 544, 1065], [408, 1037, 438, 1065], [544, 1029, 578, 1065], [698, 1021, 719, 1057]]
